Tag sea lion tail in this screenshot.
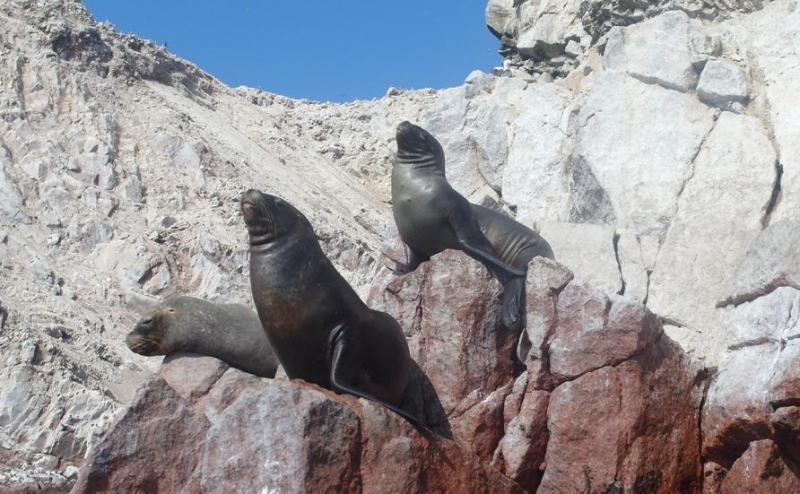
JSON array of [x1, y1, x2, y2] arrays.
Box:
[[501, 275, 526, 327], [330, 328, 436, 434], [331, 373, 435, 433]]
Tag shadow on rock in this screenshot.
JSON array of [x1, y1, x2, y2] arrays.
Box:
[[401, 360, 453, 439]]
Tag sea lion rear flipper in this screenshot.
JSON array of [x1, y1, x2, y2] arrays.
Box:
[[456, 239, 527, 278], [330, 331, 432, 432], [447, 204, 526, 278], [501, 275, 526, 326]]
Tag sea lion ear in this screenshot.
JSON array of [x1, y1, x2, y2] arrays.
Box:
[[274, 198, 285, 208]]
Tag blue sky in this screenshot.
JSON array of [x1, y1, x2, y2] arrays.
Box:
[[84, 1, 502, 103]]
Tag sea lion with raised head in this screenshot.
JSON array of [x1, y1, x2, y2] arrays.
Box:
[[392, 121, 554, 326], [126, 296, 279, 378], [241, 189, 420, 426]]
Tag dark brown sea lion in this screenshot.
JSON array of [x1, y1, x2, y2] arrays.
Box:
[[125, 296, 279, 378], [240, 189, 419, 426], [391, 121, 554, 326]]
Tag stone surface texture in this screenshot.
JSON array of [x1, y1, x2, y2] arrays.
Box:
[[72, 356, 526, 494], [0, 0, 798, 491]]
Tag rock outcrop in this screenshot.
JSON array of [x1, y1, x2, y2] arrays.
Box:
[[75, 249, 706, 493], [486, 0, 770, 79], [72, 354, 526, 494]]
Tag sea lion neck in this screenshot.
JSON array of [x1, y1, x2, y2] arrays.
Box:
[[394, 152, 446, 175], [246, 228, 277, 248]]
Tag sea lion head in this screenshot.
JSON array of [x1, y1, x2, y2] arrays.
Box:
[[241, 189, 308, 246], [125, 300, 183, 356], [395, 121, 444, 167]]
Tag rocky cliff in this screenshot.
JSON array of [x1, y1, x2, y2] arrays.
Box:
[[1, 0, 799, 492]]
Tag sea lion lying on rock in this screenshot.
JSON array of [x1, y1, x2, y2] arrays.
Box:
[[126, 296, 279, 378]]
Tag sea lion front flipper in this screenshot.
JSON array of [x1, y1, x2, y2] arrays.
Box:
[[392, 243, 429, 275], [329, 328, 431, 431]]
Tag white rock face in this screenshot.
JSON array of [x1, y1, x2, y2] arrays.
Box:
[[616, 233, 659, 303], [649, 112, 777, 363], [515, 0, 582, 59], [606, 11, 699, 92], [485, 0, 515, 37], [501, 84, 574, 226], [485, 0, 762, 79], [697, 59, 749, 107], [722, 287, 800, 350], [740, 1, 800, 224], [539, 222, 621, 296], [572, 72, 714, 233], [724, 220, 800, 304]]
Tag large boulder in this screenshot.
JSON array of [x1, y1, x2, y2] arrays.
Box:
[[72, 355, 525, 494], [371, 242, 707, 493], [369, 234, 519, 460], [512, 259, 706, 493]]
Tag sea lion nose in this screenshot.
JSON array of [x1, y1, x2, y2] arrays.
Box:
[[241, 189, 259, 205], [396, 121, 412, 137], [124, 332, 138, 349]]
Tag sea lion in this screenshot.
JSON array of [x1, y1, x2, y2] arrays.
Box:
[[392, 121, 553, 325], [126, 296, 279, 378], [241, 189, 419, 426]]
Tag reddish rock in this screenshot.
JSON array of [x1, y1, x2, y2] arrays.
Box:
[[369, 245, 519, 460], [539, 335, 705, 493], [71, 374, 210, 493], [449, 384, 513, 462], [702, 462, 728, 494], [491, 384, 550, 490], [772, 406, 800, 469], [356, 399, 526, 494], [719, 440, 800, 493], [516, 258, 573, 381], [548, 281, 662, 383], [73, 355, 526, 494], [74, 234, 711, 493], [373, 236, 707, 493], [159, 351, 228, 403], [501, 373, 530, 426], [200, 380, 362, 493]]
